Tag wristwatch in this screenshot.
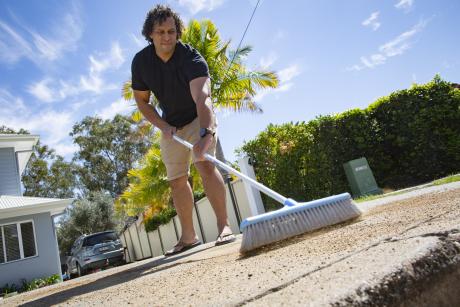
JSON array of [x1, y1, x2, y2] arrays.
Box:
[[199, 127, 215, 138]]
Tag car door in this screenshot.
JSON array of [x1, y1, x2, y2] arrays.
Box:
[[68, 238, 82, 273]]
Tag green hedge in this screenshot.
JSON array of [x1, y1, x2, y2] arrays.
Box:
[[1, 274, 61, 296], [238, 76, 460, 208], [144, 206, 177, 232]]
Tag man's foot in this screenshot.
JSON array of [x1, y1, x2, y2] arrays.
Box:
[[215, 226, 236, 246], [164, 240, 202, 257]]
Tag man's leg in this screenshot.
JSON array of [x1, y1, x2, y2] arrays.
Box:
[[194, 161, 229, 233], [169, 175, 198, 244]]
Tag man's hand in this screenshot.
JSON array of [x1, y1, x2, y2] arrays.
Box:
[[193, 134, 213, 160], [160, 124, 177, 140]]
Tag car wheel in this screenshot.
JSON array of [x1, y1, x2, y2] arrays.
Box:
[[77, 263, 85, 277]]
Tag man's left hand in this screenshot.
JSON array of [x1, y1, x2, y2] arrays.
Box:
[[193, 134, 213, 160]]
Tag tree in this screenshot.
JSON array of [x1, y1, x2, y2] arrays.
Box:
[[70, 114, 154, 198], [0, 126, 77, 198], [57, 191, 122, 255], [117, 19, 279, 216], [182, 19, 279, 112], [23, 147, 77, 198], [115, 132, 204, 217], [0, 125, 29, 134]]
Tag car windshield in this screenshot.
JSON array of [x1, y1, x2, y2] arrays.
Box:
[[84, 232, 118, 246]]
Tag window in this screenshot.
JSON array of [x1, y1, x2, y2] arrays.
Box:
[[84, 232, 118, 247], [0, 221, 37, 264]]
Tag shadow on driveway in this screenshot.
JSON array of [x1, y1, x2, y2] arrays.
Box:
[[20, 246, 214, 306]]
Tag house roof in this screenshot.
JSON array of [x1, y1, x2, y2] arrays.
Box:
[[0, 195, 73, 219], [0, 134, 39, 175]]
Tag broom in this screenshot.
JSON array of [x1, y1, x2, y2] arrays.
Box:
[[172, 135, 362, 253]]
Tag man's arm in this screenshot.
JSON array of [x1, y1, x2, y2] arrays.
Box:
[[190, 77, 214, 158], [133, 90, 176, 138], [190, 77, 214, 130]]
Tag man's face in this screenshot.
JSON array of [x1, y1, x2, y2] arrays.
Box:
[[150, 17, 178, 56]]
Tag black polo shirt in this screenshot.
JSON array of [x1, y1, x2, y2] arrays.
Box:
[[131, 41, 209, 127]]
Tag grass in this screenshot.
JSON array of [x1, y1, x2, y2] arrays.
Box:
[[432, 174, 460, 185], [354, 173, 460, 203]]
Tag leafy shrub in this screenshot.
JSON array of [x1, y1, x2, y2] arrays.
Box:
[[238, 75, 460, 206], [1, 274, 61, 296], [144, 206, 177, 232], [1, 283, 18, 296], [21, 274, 61, 292]]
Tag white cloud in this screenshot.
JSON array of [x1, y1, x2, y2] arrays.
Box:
[[176, 0, 226, 14], [278, 64, 301, 83], [131, 33, 146, 48], [395, 0, 414, 11], [27, 79, 56, 103], [89, 42, 125, 74], [254, 64, 301, 102], [276, 83, 293, 92], [0, 88, 27, 114], [362, 11, 381, 31], [0, 89, 76, 157], [0, 21, 34, 64], [27, 42, 125, 102], [348, 20, 426, 71], [379, 22, 425, 56], [79, 42, 124, 94], [96, 98, 135, 120], [272, 29, 285, 43], [0, 4, 83, 66], [259, 52, 278, 69]]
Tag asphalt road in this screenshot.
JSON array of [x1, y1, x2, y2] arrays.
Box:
[[2, 182, 459, 306]]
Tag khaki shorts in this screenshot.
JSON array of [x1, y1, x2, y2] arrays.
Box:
[[160, 116, 217, 181]]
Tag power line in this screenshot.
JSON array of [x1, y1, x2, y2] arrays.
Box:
[[221, 0, 261, 83]]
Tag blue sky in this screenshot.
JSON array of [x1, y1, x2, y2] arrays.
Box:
[[0, 0, 459, 163]]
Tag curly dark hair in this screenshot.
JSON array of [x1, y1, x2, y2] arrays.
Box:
[[142, 4, 184, 43]]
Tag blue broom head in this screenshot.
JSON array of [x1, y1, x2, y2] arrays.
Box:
[[239, 193, 362, 252], [240, 193, 359, 231]]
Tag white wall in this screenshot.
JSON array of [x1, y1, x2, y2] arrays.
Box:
[[120, 178, 255, 262], [0, 212, 61, 286]]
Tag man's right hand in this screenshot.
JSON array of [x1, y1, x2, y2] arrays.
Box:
[[160, 125, 177, 140]]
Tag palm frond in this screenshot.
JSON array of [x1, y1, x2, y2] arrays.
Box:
[[238, 71, 279, 89], [122, 80, 133, 101], [228, 45, 252, 64]]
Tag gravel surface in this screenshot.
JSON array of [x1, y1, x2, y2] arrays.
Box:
[[2, 182, 459, 307]]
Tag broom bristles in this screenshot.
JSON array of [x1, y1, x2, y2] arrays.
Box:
[[240, 196, 361, 253]]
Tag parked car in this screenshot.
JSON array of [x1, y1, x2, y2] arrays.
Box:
[[66, 230, 125, 278]]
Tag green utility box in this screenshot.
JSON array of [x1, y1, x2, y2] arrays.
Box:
[[343, 157, 382, 198]]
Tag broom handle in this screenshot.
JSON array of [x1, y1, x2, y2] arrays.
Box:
[[173, 135, 288, 205]]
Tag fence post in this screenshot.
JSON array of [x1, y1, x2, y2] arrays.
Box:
[[238, 156, 265, 216], [172, 217, 179, 241], [226, 176, 242, 226], [134, 218, 145, 259], [157, 227, 165, 254], [194, 201, 206, 242], [127, 225, 136, 260], [122, 231, 131, 263]]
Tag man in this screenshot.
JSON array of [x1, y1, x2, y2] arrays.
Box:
[[131, 5, 235, 256]]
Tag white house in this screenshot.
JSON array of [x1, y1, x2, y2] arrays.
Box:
[[0, 134, 73, 288]]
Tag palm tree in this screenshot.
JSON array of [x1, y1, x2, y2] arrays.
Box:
[[118, 19, 279, 216], [115, 131, 204, 217]]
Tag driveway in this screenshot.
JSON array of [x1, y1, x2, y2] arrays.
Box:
[[2, 182, 459, 306]]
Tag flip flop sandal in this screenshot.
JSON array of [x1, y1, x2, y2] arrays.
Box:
[[164, 240, 202, 257], [215, 232, 236, 246]]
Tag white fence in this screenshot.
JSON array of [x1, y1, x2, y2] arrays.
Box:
[[120, 178, 254, 262]]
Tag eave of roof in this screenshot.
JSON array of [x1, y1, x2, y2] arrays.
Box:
[[0, 195, 73, 219]]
